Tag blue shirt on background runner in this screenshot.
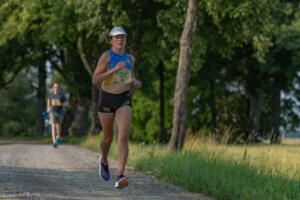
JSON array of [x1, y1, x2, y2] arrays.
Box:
[[49, 92, 67, 115]]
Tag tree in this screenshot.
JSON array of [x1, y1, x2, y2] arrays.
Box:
[[43, 0, 94, 136], [268, 1, 300, 143], [0, 69, 37, 136], [168, 0, 199, 151], [0, 0, 54, 135]]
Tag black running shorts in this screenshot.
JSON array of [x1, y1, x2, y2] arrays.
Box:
[[97, 90, 132, 113]]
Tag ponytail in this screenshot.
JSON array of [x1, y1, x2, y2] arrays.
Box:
[[102, 32, 111, 44]]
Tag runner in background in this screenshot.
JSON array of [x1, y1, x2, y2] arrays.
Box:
[[47, 83, 68, 148]]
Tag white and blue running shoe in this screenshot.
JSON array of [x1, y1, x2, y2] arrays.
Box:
[[115, 175, 128, 189], [99, 156, 110, 181]]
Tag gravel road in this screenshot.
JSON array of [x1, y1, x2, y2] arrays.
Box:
[[0, 140, 213, 200]]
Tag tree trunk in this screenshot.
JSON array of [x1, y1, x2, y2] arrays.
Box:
[[72, 95, 89, 136], [270, 89, 281, 144], [248, 84, 265, 142], [90, 85, 101, 134], [159, 61, 165, 143], [168, 0, 198, 151], [77, 36, 93, 77], [35, 61, 46, 136], [61, 94, 76, 137], [77, 36, 100, 135], [209, 79, 217, 134]]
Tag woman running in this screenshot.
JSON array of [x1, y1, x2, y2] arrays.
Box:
[[92, 27, 142, 189]]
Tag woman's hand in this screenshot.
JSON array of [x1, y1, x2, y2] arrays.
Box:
[[114, 61, 126, 72], [133, 79, 142, 89]]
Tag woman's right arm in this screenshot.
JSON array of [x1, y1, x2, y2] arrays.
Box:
[[92, 52, 111, 85], [92, 52, 113, 85]]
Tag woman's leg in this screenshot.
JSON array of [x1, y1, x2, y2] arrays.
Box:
[[115, 106, 132, 175], [98, 112, 115, 164]]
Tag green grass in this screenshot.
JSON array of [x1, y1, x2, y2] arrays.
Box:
[[135, 150, 299, 200], [3, 134, 300, 200], [184, 137, 300, 181]]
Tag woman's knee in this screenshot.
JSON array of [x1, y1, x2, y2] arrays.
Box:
[[118, 133, 128, 143], [103, 136, 113, 144]]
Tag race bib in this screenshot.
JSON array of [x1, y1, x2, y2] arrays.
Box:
[[51, 99, 60, 106], [112, 68, 132, 84]]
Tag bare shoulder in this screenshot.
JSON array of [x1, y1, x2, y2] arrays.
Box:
[[100, 51, 110, 61], [97, 51, 110, 67]]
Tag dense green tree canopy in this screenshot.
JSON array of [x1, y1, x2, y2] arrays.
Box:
[[1, 0, 300, 143]]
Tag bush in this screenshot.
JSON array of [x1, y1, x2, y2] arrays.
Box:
[[1, 121, 23, 136]]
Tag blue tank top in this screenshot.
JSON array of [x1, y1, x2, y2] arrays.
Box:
[[108, 50, 132, 70], [103, 50, 133, 84]]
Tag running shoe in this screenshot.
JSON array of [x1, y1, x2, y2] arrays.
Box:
[[99, 156, 110, 181], [53, 143, 57, 148], [115, 175, 128, 189], [55, 138, 60, 145]]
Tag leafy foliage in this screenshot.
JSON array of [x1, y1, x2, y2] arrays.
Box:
[[0, 70, 36, 136], [1, 0, 300, 142]]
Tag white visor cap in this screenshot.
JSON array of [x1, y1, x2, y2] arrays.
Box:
[[109, 27, 127, 37]]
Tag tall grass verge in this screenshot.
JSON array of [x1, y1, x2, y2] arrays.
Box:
[[184, 136, 300, 181], [135, 150, 299, 200]]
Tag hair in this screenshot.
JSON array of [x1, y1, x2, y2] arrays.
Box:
[[102, 32, 111, 44]]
